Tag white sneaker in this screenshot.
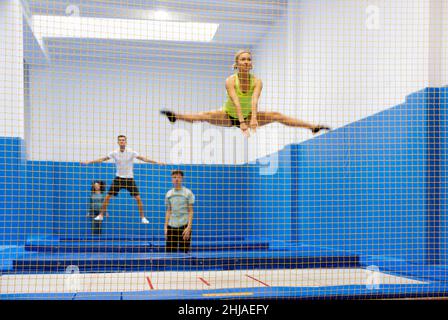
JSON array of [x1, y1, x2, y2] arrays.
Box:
[[141, 217, 149, 224], [94, 215, 104, 221]]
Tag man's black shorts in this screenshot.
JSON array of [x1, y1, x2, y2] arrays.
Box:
[[108, 177, 139, 197]]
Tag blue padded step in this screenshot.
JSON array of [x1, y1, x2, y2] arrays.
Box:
[[151, 241, 269, 252], [25, 240, 153, 253], [11, 246, 360, 273], [24, 239, 269, 253], [4, 283, 447, 300], [58, 236, 246, 242]]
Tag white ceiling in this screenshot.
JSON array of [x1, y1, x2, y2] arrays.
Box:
[[23, 0, 288, 70]]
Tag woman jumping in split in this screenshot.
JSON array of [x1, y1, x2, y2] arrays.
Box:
[[161, 49, 331, 137]]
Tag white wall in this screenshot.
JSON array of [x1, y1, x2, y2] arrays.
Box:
[[440, 0, 448, 85], [26, 0, 447, 163], [251, 0, 434, 159], [0, 0, 24, 138], [250, 17, 300, 162], [28, 63, 247, 163], [250, 1, 312, 162], [296, 0, 430, 126]]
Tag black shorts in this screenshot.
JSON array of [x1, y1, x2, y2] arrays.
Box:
[[108, 177, 140, 197], [227, 113, 251, 127], [166, 225, 191, 253]]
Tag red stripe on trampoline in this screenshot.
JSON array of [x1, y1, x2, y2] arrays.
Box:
[[198, 277, 211, 286], [245, 274, 270, 287], [146, 276, 154, 290]]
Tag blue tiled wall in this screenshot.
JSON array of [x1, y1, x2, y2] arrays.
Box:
[[0, 87, 447, 265], [0, 142, 254, 242], [438, 88, 448, 265], [0, 137, 25, 244], [50, 163, 252, 239], [245, 147, 293, 242], [292, 91, 429, 263]]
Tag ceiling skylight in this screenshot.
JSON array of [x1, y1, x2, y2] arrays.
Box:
[[32, 15, 218, 42]]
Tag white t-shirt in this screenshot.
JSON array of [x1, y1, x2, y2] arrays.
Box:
[[108, 148, 139, 178]]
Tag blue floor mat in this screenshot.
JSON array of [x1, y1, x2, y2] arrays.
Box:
[[24, 239, 270, 253], [10, 245, 360, 273]]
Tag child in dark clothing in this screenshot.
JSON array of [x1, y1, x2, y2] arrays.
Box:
[[88, 180, 106, 235]]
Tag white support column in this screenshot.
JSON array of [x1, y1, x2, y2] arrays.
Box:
[[440, 0, 448, 86], [287, 0, 300, 106], [0, 0, 24, 138], [428, 0, 444, 87]]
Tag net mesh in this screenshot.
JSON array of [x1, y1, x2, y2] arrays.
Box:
[[1, 0, 448, 300]]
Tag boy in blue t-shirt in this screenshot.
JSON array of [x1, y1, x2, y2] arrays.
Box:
[[164, 170, 195, 253]]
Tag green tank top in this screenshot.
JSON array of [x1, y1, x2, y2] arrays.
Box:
[[223, 73, 255, 118]]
